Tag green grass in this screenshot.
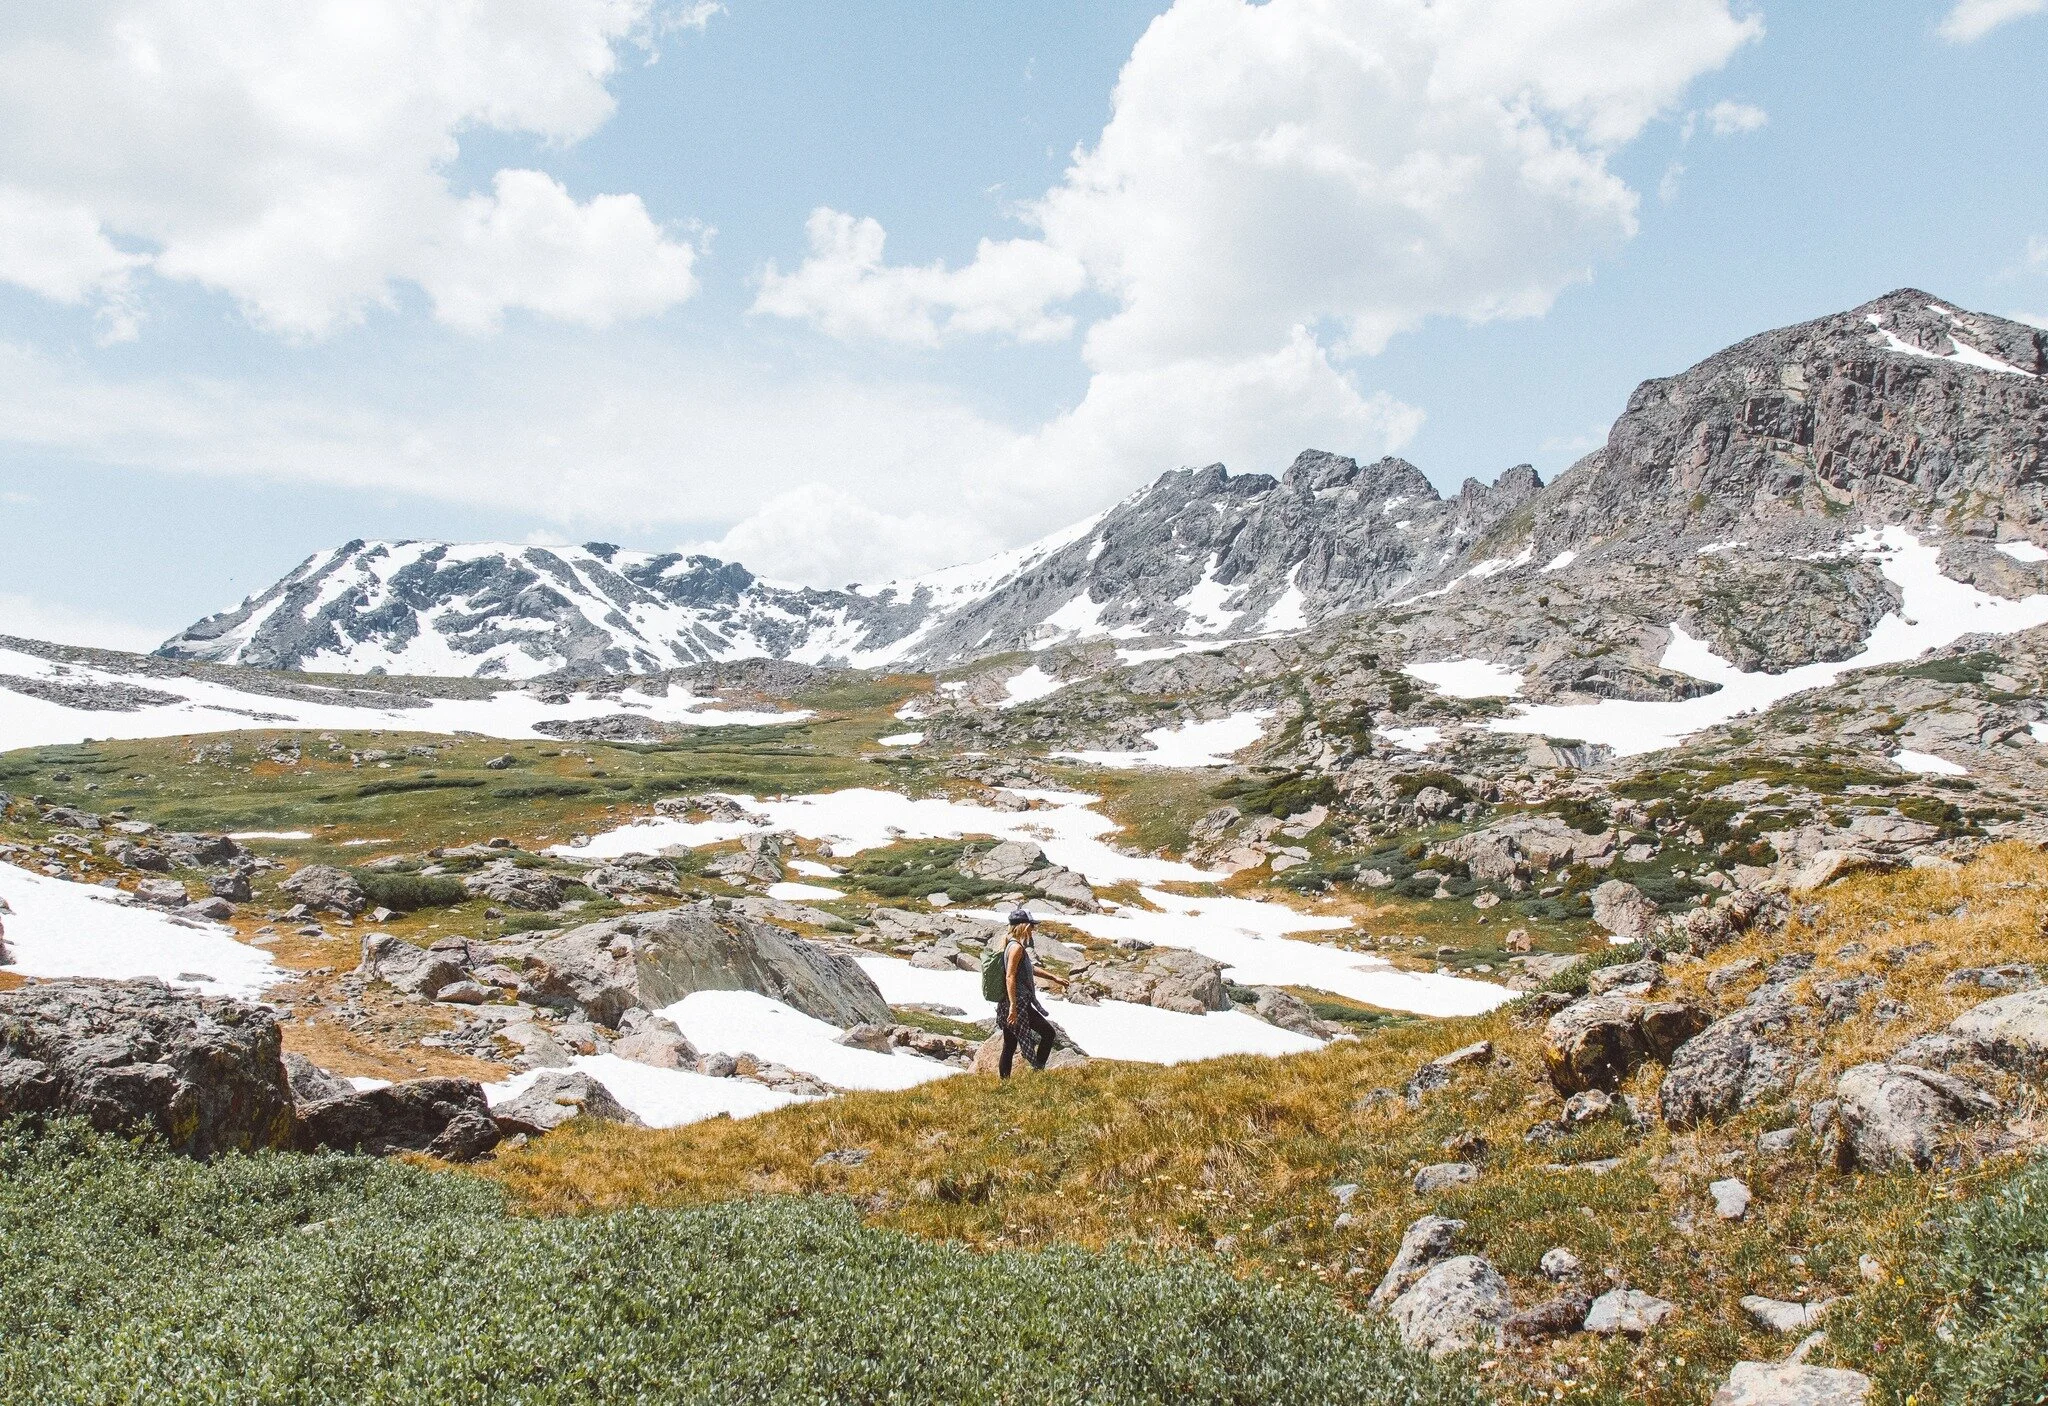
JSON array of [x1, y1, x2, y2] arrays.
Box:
[[0, 1122, 1479, 1406]]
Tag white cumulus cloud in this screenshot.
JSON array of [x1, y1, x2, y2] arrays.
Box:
[[0, 1, 704, 338], [1705, 100, 1770, 136], [1938, 0, 2045, 42]]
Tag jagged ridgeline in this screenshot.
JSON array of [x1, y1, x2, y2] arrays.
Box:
[[155, 288, 2047, 682]]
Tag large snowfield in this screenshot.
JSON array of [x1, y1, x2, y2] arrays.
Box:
[[0, 863, 279, 998]]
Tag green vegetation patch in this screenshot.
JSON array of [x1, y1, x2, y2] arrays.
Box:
[[1889, 651, 2003, 687], [351, 870, 470, 913], [0, 1123, 1478, 1406], [846, 840, 1038, 905], [1211, 770, 1337, 820]]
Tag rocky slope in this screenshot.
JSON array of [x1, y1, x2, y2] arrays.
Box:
[[157, 289, 2045, 683]]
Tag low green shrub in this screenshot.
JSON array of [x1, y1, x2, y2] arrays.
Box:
[[351, 870, 470, 912], [0, 1123, 1480, 1406]]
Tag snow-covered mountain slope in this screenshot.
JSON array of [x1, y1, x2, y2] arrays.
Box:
[[158, 288, 2047, 681]]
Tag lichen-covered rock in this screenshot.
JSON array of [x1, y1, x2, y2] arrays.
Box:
[[280, 864, 366, 916], [0, 979, 296, 1159], [1370, 1214, 1465, 1308], [1659, 1005, 1802, 1128], [1387, 1255, 1512, 1356], [281, 1052, 354, 1105], [489, 1070, 642, 1135], [1948, 988, 2048, 1072], [1584, 1288, 1676, 1336], [1832, 1062, 1998, 1171], [297, 1077, 501, 1162]]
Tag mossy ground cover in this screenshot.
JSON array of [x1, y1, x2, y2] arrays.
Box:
[[0, 1122, 1477, 1406], [479, 844, 2048, 1405]]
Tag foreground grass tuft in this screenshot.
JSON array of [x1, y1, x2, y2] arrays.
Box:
[[0, 1122, 1478, 1406]]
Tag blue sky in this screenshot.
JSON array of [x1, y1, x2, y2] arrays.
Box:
[[0, 0, 2044, 650]]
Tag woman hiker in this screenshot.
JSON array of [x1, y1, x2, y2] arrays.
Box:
[[998, 908, 1058, 1078]]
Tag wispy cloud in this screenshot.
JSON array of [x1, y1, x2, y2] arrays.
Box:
[[1938, 0, 2045, 42]]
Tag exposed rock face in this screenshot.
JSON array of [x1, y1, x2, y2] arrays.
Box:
[[1710, 1361, 1871, 1406], [526, 904, 891, 1028], [0, 979, 296, 1159], [957, 840, 1099, 911], [1542, 995, 1705, 1095], [281, 865, 366, 917], [1659, 1005, 1803, 1128], [1251, 986, 1339, 1038], [1832, 1062, 1999, 1170], [1387, 1255, 1513, 1357], [489, 1071, 642, 1135], [297, 1078, 502, 1162], [1948, 988, 2048, 1071], [708, 831, 788, 884]]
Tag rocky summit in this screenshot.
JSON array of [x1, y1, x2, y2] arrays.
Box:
[[157, 290, 2046, 683]]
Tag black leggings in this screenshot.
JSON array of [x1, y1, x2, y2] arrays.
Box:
[[997, 1001, 1056, 1078]]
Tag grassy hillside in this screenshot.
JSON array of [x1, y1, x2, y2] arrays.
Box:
[[478, 845, 2048, 1405], [0, 1122, 1478, 1406]]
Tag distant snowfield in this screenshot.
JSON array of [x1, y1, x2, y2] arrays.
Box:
[[0, 642, 808, 751], [998, 665, 1067, 709], [1053, 710, 1273, 769], [1489, 528, 2048, 756], [563, 784, 1511, 1019], [0, 864, 279, 998]]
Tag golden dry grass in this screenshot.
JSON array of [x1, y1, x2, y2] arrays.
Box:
[[470, 842, 2048, 1403]]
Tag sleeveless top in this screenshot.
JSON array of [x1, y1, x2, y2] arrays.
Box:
[[1005, 936, 1037, 1004]]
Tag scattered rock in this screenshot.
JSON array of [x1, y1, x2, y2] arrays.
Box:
[[1543, 995, 1704, 1095], [1502, 1290, 1590, 1344], [1387, 1255, 1513, 1357], [1413, 1162, 1478, 1195], [490, 1071, 642, 1135], [0, 979, 296, 1158], [461, 861, 564, 912], [357, 933, 469, 999], [132, 877, 190, 908], [1539, 1247, 1581, 1280], [1588, 959, 1662, 996], [1710, 1177, 1752, 1220], [1584, 1288, 1676, 1336], [1659, 1006, 1803, 1128]]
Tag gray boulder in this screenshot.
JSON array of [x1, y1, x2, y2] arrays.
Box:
[[1251, 986, 1338, 1038], [280, 865, 366, 916], [959, 839, 1047, 882], [490, 1071, 643, 1135], [1948, 988, 2048, 1072], [1591, 880, 1659, 941], [1710, 1362, 1871, 1405], [462, 861, 564, 911], [526, 903, 890, 1028], [0, 979, 297, 1159], [1078, 947, 1229, 1014], [1413, 1162, 1479, 1194], [133, 877, 190, 908], [611, 1009, 699, 1069], [708, 830, 789, 884], [357, 933, 469, 999], [1739, 1296, 1835, 1334], [1659, 1006, 1803, 1127], [1502, 1290, 1590, 1344], [1370, 1213, 1465, 1308], [1832, 1062, 1998, 1171], [1587, 959, 1662, 996], [282, 1052, 355, 1105], [297, 1078, 502, 1162], [1387, 1255, 1513, 1356]]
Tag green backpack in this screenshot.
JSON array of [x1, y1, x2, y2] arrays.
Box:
[[980, 944, 1009, 1003]]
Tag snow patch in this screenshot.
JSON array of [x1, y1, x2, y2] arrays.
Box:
[[1256, 564, 1309, 634], [1376, 725, 1444, 753], [1892, 750, 1968, 776], [661, 990, 956, 1092], [1053, 710, 1272, 769], [1997, 540, 2048, 564], [997, 666, 1067, 710], [1175, 557, 1245, 636], [0, 864, 280, 999], [1540, 550, 1577, 573], [1406, 658, 1525, 699], [877, 732, 924, 747]]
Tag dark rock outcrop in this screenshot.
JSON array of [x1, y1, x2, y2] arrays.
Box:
[[296, 1078, 502, 1162]]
